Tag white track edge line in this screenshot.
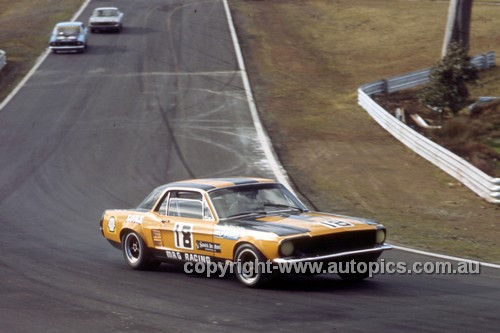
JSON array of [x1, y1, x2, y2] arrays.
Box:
[[222, 0, 292, 190], [0, 0, 92, 112], [391, 245, 500, 269], [222, 0, 500, 270]]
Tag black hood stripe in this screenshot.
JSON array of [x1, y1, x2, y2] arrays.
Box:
[[220, 218, 309, 236]]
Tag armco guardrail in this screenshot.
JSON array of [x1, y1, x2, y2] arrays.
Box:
[[358, 52, 500, 204], [0, 50, 6, 71]]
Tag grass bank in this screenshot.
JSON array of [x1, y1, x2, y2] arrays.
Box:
[[230, 0, 500, 263], [0, 0, 83, 102]]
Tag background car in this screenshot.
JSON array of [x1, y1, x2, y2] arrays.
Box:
[[49, 22, 88, 53], [100, 178, 392, 287], [89, 7, 124, 33]]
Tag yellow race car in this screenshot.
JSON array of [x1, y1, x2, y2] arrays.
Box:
[[100, 177, 391, 287]]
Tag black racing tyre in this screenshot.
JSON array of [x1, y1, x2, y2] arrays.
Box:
[[234, 244, 272, 288], [122, 232, 160, 270]]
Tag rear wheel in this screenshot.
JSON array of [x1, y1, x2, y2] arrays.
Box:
[[122, 232, 160, 270], [234, 244, 272, 288]]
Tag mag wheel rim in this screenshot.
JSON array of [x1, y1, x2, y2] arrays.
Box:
[[124, 234, 141, 264], [237, 249, 260, 285]]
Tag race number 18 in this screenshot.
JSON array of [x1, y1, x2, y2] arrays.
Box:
[[174, 223, 193, 250]]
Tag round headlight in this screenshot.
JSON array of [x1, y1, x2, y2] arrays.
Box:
[[279, 240, 294, 257], [107, 216, 116, 233], [376, 229, 386, 244]]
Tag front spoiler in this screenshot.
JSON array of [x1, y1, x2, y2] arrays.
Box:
[[50, 45, 85, 50], [273, 244, 393, 264], [90, 23, 120, 28]]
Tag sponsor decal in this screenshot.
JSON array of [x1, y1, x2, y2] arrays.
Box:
[[196, 240, 221, 253], [165, 250, 211, 263], [165, 250, 183, 260], [107, 216, 116, 233], [321, 220, 354, 228], [214, 226, 240, 240], [126, 214, 144, 224]]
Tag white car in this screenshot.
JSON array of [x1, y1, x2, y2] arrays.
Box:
[[89, 7, 123, 33]]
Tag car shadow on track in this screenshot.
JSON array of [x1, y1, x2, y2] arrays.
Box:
[[152, 263, 387, 292]]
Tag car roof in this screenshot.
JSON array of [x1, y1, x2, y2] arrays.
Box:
[[56, 22, 83, 27], [94, 7, 119, 11], [158, 177, 276, 191]]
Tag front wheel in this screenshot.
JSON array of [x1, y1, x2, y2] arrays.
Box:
[[234, 244, 272, 288], [122, 232, 159, 270]]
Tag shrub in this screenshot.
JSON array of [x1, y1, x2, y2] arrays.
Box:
[[419, 42, 478, 116]]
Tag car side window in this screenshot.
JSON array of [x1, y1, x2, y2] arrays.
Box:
[[168, 198, 202, 219], [156, 190, 214, 220], [156, 191, 201, 219]]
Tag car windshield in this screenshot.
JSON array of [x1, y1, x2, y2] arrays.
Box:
[[96, 9, 119, 17], [56, 26, 80, 36], [209, 183, 306, 219], [137, 186, 164, 211]]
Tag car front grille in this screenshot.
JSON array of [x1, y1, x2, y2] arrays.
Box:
[[52, 41, 79, 46], [92, 22, 117, 26], [292, 229, 376, 258]]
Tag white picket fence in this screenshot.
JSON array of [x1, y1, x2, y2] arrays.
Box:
[[0, 50, 6, 71], [358, 52, 500, 204]]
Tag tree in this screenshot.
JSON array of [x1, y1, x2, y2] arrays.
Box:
[[419, 42, 478, 116]]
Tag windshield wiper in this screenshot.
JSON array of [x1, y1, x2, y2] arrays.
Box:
[[263, 203, 303, 212], [226, 211, 267, 219]]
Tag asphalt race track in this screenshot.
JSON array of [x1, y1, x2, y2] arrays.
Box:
[[0, 0, 499, 332]]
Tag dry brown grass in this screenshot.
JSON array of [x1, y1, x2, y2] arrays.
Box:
[[0, 0, 83, 101], [375, 67, 500, 177], [230, 0, 500, 262]]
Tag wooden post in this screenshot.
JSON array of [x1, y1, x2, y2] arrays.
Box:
[[442, 0, 473, 57], [442, 0, 458, 57]]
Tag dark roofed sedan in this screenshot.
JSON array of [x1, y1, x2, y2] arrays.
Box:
[[100, 177, 392, 287]]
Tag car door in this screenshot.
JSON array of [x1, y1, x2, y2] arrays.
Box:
[[156, 189, 217, 263]]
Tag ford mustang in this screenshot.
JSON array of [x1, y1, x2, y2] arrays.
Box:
[[49, 22, 88, 53], [89, 7, 124, 33], [100, 178, 392, 287]]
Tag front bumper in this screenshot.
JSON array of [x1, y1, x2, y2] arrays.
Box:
[[273, 244, 393, 264], [90, 22, 121, 29], [50, 45, 85, 50]]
